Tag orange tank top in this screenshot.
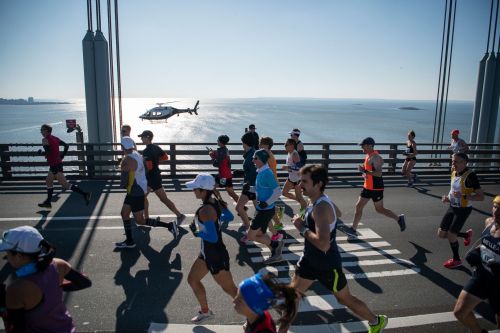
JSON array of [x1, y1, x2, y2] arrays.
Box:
[[363, 151, 384, 190]]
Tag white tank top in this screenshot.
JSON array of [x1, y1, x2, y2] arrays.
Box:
[[287, 150, 301, 182], [130, 151, 147, 193]]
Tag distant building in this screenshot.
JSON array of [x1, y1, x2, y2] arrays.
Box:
[[28, 97, 34, 104]]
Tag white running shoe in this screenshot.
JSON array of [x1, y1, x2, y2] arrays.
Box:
[[191, 310, 214, 323], [176, 214, 186, 226]]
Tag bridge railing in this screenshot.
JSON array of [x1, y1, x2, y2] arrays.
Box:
[[1, 142, 499, 180]]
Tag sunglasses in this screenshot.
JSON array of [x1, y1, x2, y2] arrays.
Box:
[[253, 157, 260, 160]]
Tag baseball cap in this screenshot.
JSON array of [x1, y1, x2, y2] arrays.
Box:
[[121, 136, 135, 150], [138, 130, 154, 138], [253, 149, 269, 164], [0, 226, 44, 254], [359, 137, 375, 146], [185, 173, 215, 190], [239, 273, 276, 314], [249, 124, 256, 130], [451, 129, 460, 135], [289, 128, 301, 136]]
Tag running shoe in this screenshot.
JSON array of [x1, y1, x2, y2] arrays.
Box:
[[84, 192, 92, 206], [274, 240, 285, 257], [38, 201, 52, 209], [114, 240, 136, 249], [170, 221, 179, 239], [464, 229, 473, 246], [397, 214, 406, 232], [176, 214, 186, 226], [240, 233, 248, 245], [443, 258, 462, 269], [263, 254, 284, 264], [274, 222, 284, 231], [277, 205, 285, 220], [344, 227, 358, 240], [191, 310, 214, 323], [407, 180, 413, 187], [271, 233, 283, 242], [368, 314, 388, 333]]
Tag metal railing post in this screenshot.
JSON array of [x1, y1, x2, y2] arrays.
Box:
[[87, 144, 95, 178], [0, 144, 11, 179], [170, 144, 176, 177], [322, 144, 330, 170], [389, 144, 397, 175]]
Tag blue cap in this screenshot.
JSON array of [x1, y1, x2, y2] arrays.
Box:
[[239, 273, 275, 314], [253, 149, 269, 164]]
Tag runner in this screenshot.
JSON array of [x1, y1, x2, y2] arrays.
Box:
[[0, 226, 91, 332], [346, 137, 406, 239], [209, 134, 239, 204], [281, 138, 307, 214], [401, 130, 418, 186], [236, 132, 258, 244], [115, 137, 178, 249], [448, 129, 469, 154], [233, 271, 300, 333], [439, 153, 484, 269], [289, 128, 307, 167], [259, 136, 285, 235], [37, 124, 91, 209], [284, 165, 388, 333], [185, 173, 238, 323], [453, 195, 500, 333], [138, 130, 186, 226], [248, 149, 284, 264]]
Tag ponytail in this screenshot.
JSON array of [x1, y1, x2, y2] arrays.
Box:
[[263, 278, 301, 328], [34, 239, 56, 272]]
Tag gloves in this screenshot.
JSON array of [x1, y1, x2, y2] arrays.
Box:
[[257, 201, 268, 209], [189, 223, 199, 236]]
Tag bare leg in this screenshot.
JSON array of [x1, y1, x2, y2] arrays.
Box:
[[453, 290, 483, 333], [187, 258, 210, 311], [334, 284, 377, 322], [212, 270, 238, 298], [248, 228, 272, 248], [281, 180, 298, 201], [226, 186, 239, 203], [144, 193, 150, 220], [352, 196, 370, 230], [155, 187, 182, 217], [373, 200, 399, 221], [236, 194, 251, 229]]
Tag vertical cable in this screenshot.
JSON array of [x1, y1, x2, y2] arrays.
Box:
[[107, 0, 116, 142], [440, 0, 457, 145], [87, 0, 92, 31], [114, 0, 123, 129], [96, 0, 101, 31], [492, 0, 499, 52], [488, 0, 495, 52], [432, 0, 449, 155]]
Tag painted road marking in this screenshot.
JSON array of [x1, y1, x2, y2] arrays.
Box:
[[148, 312, 499, 333]]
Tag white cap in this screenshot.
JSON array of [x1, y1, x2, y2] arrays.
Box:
[[185, 173, 215, 190], [289, 129, 301, 136], [121, 136, 135, 150], [0, 226, 44, 253]]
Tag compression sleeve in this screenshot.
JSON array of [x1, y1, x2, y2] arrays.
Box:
[[59, 139, 69, 156], [61, 269, 92, 292], [197, 220, 219, 243]]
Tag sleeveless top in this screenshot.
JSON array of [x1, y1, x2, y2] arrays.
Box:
[[449, 170, 474, 208], [194, 201, 227, 259], [246, 311, 276, 333], [294, 140, 307, 167], [216, 147, 233, 179], [480, 222, 500, 275], [450, 138, 467, 153], [301, 194, 340, 269], [126, 151, 148, 195], [286, 150, 301, 182], [363, 151, 384, 190], [25, 262, 75, 333], [45, 134, 63, 166], [404, 142, 414, 155]]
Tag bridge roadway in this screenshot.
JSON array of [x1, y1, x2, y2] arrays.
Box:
[[0, 177, 499, 333]]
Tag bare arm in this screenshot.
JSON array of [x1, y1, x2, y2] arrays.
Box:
[[370, 154, 384, 177]]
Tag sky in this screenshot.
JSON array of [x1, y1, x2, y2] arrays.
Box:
[[0, 0, 492, 101]]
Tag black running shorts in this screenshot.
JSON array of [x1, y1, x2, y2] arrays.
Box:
[[241, 189, 256, 201], [49, 163, 64, 175], [463, 266, 500, 315], [198, 250, 230, 275], [124, 194, 145, 213], [250, 208, 275, 233], [147, 171, 163, 191], [214, 175, 234, 188], [440, 206, 472, 234], [360, 188, 384, 202], [296, 256, 347, 293]]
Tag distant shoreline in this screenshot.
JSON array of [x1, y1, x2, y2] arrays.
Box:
[[0, 98, 70, 105]]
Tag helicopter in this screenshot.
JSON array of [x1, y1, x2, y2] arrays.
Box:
[[139, 100, 199, 121]]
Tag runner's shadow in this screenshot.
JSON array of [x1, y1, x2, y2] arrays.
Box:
[[114, 227, 184, 332]]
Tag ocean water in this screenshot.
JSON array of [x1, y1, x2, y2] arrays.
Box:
[[0, 98, 473, 146]]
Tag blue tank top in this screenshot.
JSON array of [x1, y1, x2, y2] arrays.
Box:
[[301, 194, 341, 269]]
